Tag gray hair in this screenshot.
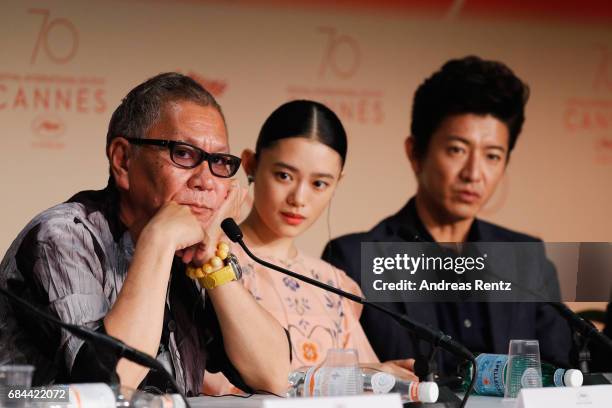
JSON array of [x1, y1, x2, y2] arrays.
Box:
[[106, 72, 224, 152]]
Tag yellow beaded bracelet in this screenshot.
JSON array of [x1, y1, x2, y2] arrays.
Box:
[[185, 241, 230, 279]]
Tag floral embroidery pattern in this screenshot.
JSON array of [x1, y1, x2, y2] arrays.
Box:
[[298, 319, 310, 331], [286, 297, 311, 316], [241, 263, 263, 301], [241, 249, 364, 366], [301, 341, 319, 363], [309, 268, 321, 281], [282, 276, 300, 291], [324, 294, 335, 309]]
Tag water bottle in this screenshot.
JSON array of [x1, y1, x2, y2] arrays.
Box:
[[287, 366, 438, 403], [362, 368, 439, 403], [287, 349, 362, 398], [459, 354, 583, 396], [541, 363, 583, 388], [32, 383, 185, 408]]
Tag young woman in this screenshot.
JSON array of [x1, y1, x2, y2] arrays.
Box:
[[203, 100, 415, 395]]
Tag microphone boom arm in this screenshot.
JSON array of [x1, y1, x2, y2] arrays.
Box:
[[0, 286, 191, 408], [223, 218, 477, 408], [226, 220, 475, 363]]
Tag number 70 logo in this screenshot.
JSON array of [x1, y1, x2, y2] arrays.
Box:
[[29, 9, 79, 65]]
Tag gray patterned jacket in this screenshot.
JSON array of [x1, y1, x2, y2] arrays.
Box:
[[0, 187, 249, 396]]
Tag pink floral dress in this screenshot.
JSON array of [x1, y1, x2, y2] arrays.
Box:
[[202, 246, 379, 395]]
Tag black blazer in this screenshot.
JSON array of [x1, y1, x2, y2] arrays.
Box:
[[322, 198, 573, 374], [590, 302, 612, 372]]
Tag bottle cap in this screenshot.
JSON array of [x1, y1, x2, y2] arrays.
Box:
[[417, 382, 439, 403], [564, 369, 583, 387]]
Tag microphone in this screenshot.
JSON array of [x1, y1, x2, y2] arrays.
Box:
[[0, 286, 191, 408], [477, 258, 612, 359], [221, 218, 475, 362], [468, 257, 612, 370], [547, 302, 612, 354], [441, 243, 612, 362]]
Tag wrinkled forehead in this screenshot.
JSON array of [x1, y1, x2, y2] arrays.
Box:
[[154, 100, 229, 152]]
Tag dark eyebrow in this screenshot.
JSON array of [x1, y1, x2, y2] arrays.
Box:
[[312, 172, 336, 180], [446, 135, 471, 145], [485, 145, 507, 153], [175, 138, 229, 154], [273, 162, 336, 180], [273, 161, 299, 172], [446, 135, 507, 153]]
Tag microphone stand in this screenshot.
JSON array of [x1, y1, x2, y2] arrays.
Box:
[[452, 243, 612, 374], [546, 302, 612, 358], [0, 286, 192, 408], [221, 218, 477, 408], [546, 301, 612, 384]]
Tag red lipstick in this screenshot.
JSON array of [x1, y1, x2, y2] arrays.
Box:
[[280, 211, 305, 226]]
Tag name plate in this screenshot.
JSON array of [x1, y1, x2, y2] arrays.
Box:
[[262, 393, 402, 408], [516, 385, 612, 408]]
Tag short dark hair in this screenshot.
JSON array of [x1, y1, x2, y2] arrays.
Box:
[[106, 72, 224, 151], [256, 100, 348, 168], [410, 56, 529, 159]]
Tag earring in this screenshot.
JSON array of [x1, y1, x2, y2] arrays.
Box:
[[247, 175, 254, 185]]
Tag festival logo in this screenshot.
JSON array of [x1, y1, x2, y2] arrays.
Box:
[[29, 8, 79, 65], [31, 113, 66, 149], [287, 27, 384, 126], [317, 27, 361, 80], [176, 70, 228, 98], [0, 8, 108, 149]]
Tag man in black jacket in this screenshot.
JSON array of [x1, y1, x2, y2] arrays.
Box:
[[590, 302, 612, 372], [323, 56, 572, 375]]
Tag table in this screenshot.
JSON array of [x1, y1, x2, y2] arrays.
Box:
[[188, 394, 511, 408]]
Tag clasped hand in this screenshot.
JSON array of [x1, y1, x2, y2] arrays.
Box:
[[144, 180, 247, 266]]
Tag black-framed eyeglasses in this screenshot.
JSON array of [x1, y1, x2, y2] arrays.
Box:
[[125, 137, 241, 178]]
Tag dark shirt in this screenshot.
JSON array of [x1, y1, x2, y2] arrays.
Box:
[[405, 203, 494, 360], [590, 302, 612, 372], [322, 198, 572, 375], [0, 187, 250, 396]]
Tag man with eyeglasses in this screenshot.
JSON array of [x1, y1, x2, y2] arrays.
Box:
[[0, 73, 290, 396]]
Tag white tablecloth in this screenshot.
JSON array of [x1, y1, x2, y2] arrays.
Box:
[[188, 394, 511, 408]]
